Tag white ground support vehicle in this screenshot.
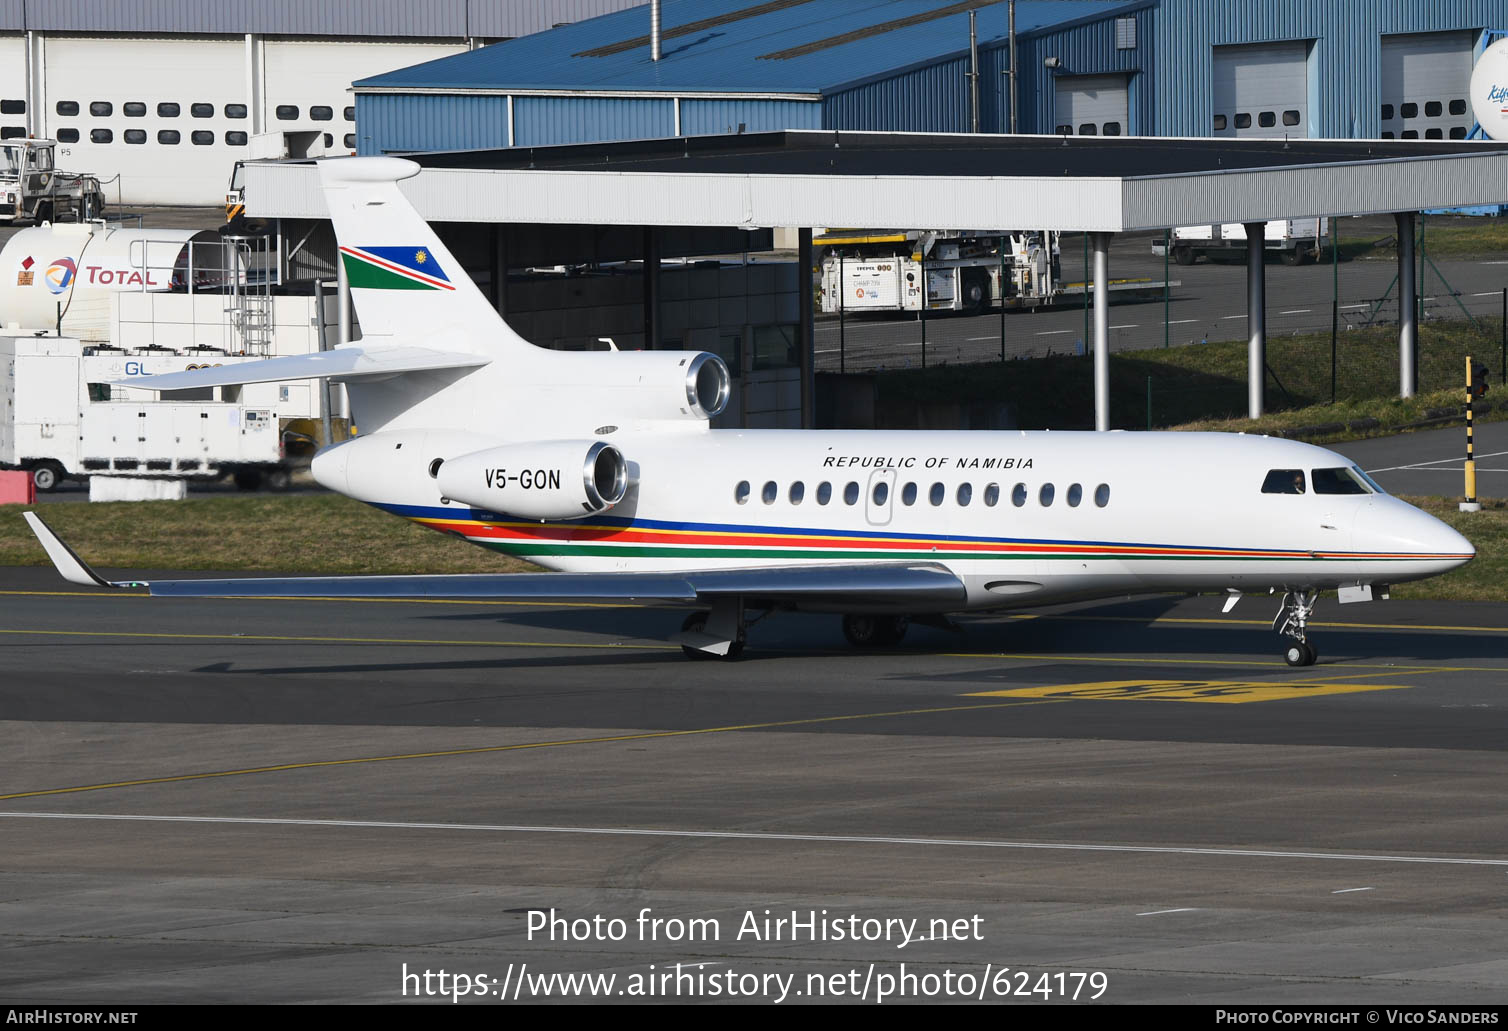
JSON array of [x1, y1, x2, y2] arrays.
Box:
[[1151, 218, 1329, 266], [1, 334, 293, 491], [818, 230, 1168, 314], [0, 139, 106, 226]]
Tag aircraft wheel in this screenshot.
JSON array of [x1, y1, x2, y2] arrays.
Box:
[[1283, 642, 1316, 667], [842, 614, 907, 648]]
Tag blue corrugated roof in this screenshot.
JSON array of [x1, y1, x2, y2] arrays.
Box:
[[356, 0, 1142, 95]]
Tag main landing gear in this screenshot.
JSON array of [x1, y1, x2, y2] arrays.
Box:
[[840, 614, 909, 648], [1274, 589, 1320, 667]]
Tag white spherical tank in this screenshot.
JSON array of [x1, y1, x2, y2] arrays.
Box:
[[0, 224, 219, 336], [1470, 37, 1508, 141]]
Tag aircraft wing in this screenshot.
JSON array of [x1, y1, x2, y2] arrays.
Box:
[[22, 512, 967, 607], [114, 345, 490, 391]]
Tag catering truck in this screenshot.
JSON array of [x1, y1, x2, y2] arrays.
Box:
[[818, 229, 1169, 314], [0, 334, 291, 491]]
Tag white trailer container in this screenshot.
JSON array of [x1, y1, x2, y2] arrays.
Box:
[[1152, 218, 1329, 266], [1, 335, 290, 491]]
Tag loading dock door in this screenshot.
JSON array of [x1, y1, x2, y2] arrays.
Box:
[[1212, 41, 1309, 138], [1052, 74, 1129, 136], [1380, 31, 1475, 141]]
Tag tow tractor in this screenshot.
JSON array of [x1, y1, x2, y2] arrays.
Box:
[[0, 138, 106, 226]]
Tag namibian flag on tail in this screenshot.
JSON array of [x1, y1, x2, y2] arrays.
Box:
[[340, 245, 455, 291]]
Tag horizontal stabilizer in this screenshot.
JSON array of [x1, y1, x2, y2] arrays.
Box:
[[116, 346, 490, 391], [21, 513, 967, 606]]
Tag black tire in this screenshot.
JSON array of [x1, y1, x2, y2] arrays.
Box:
[[31, 461, 65, 493], [35, 202, 53, 226], [1284, 641, 1316, 667], [264, 467, 292, 492], [1172, 246, 1197, 266], [842, 614, 908, 648], [233, 469, 262, 491], [1279, 248, 1303, 266], [960, 273, 988, 314]]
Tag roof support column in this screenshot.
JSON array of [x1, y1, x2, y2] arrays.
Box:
[[1245, 221, 1267, 419], [489, 225, 508, 316], [642, 227, 660, 349], [1396, 211, 1417, 398], [1092, 231, 1110, 431], [799, 227, 814, 429]]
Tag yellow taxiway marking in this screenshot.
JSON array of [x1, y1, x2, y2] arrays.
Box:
[[967, 679, 1412, 704], [1000, 612, 1508, 635], [940, 651, 1505, 673], [0, 589, 626, 609], [0, 628, 676, 651], [0, 699, 1065, 802]]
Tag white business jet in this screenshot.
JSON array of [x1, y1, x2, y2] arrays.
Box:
[[24, 157, 1474, 665]]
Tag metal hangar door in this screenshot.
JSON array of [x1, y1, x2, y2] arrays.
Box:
[[1052, 74, 1129, 136], [1380, 30, 1475, 140], [1212, 40, 1310, 138]]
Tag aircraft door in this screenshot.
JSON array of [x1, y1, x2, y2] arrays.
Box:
[[865, 467, 896, 526]]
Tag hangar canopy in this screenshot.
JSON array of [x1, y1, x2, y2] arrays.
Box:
[[246, 130, 1508, 232]]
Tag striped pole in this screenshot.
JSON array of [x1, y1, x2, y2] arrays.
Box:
[[1462, 355, 1481, 513]]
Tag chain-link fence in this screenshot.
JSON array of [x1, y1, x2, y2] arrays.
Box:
[[817, 214, 1508, 429]]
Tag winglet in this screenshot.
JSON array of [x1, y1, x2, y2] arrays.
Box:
[[22, 511, 142, 589]]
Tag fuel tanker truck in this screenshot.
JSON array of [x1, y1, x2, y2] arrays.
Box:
[[0, 222, 229, 341]]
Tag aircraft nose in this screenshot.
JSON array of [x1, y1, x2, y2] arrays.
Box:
[[1357, 499, 1475, 573], [311, 439, 351, 494]]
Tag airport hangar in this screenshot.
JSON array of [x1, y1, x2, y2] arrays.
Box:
[[244, 130, 1508, 432]]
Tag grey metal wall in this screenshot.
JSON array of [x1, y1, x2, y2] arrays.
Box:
[[1153, 0, 1502, 138], [1019, 4, 1155, 136], [680, 98, 821, 136], [0, 0, 643, 38], [823, 56, 972, 133], [354, 94, 510, 154]]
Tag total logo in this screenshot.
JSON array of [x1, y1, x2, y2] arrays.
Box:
[[43, 257, 76, 295]]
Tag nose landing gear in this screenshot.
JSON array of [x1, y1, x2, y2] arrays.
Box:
[[1274, 589, 1319, 666]]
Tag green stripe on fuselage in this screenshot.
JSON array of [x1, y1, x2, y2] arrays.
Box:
[[341, 252, 438, 290]]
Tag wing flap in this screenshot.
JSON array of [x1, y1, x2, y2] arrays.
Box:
[[115, 345, 490, 391]]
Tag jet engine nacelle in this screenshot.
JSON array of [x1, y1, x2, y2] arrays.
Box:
[[523, 349, 732, 429], [434, 439, 628, 520]]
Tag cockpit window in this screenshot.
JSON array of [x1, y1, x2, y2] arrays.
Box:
[[1352, 466, 1386, 494], [1261, 469, 1306, 494], [1312, 467, 1372, 495]]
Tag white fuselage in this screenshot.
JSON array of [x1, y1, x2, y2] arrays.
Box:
[[313, 425, 1473, 613]]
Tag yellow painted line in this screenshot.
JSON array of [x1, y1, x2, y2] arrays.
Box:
[[966, 680, 1411, 704], [0, 628, 676, 651], [0, 699, 1065, 802], [1001, 612, 1508, 635], [0, 589, 625, 609]]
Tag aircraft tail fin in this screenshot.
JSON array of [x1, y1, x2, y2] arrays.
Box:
[[317, 157, 532, 357]]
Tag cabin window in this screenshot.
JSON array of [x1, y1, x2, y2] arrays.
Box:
[[1077, 123, 1097, 135], [191, 130, 213, 146], [1401, 130, 1419, 139], [157, 102, 180, 118], [89, 101, 112, 117], [89, 128, 112, 143], [872, 481, 889, 506], [56, 100, 79, 117], [1066, 483, 1083, 507], [788, 481, 804, 504], [734, 480, 750, 504], [224, 103, 247, 119], [1424, 101, 1442, 118], [56, 128, 79, 143], [1382, 131, 1395, 139], [1039, 483, 1055, 506], [1094, 483, 1110, 507], [816, 481, 832, 505], [123, 102, 146, 118], [191, 103, 214, 118], [225, 131, 248, 146], [1380, 104, 1394, 121], [956, 483, 972, 506], [1234, 113, 1251, 129], [123, 129, 146, 144], [0, 126, 23, 139], [1449, 127, 1467, 139], [276, 105, 300, 121], [1212, 114, 1226, 131], [1425, 128, 1443, 140], [343, 133, 357, 149], [1450, 99, 1467, 116], [1311, 467, 1370, 495], [1258, 111, 1276, 128], [344, 105, 356, 121], [1282, 110, 1300, 126], [928, 482, 944, 506], [157, 130, 180, 145], [1102, 121, 1121, 136], [1011, 483, 1027, 507], [843, 481, 859, 505], [761, 480, 777, 504], [983, 483, 999, 507], [310, 105, 334, 121], [901, 481, 917, 506], [1401, 102, 1418, 119], [1262, 469, 1306, 494]]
